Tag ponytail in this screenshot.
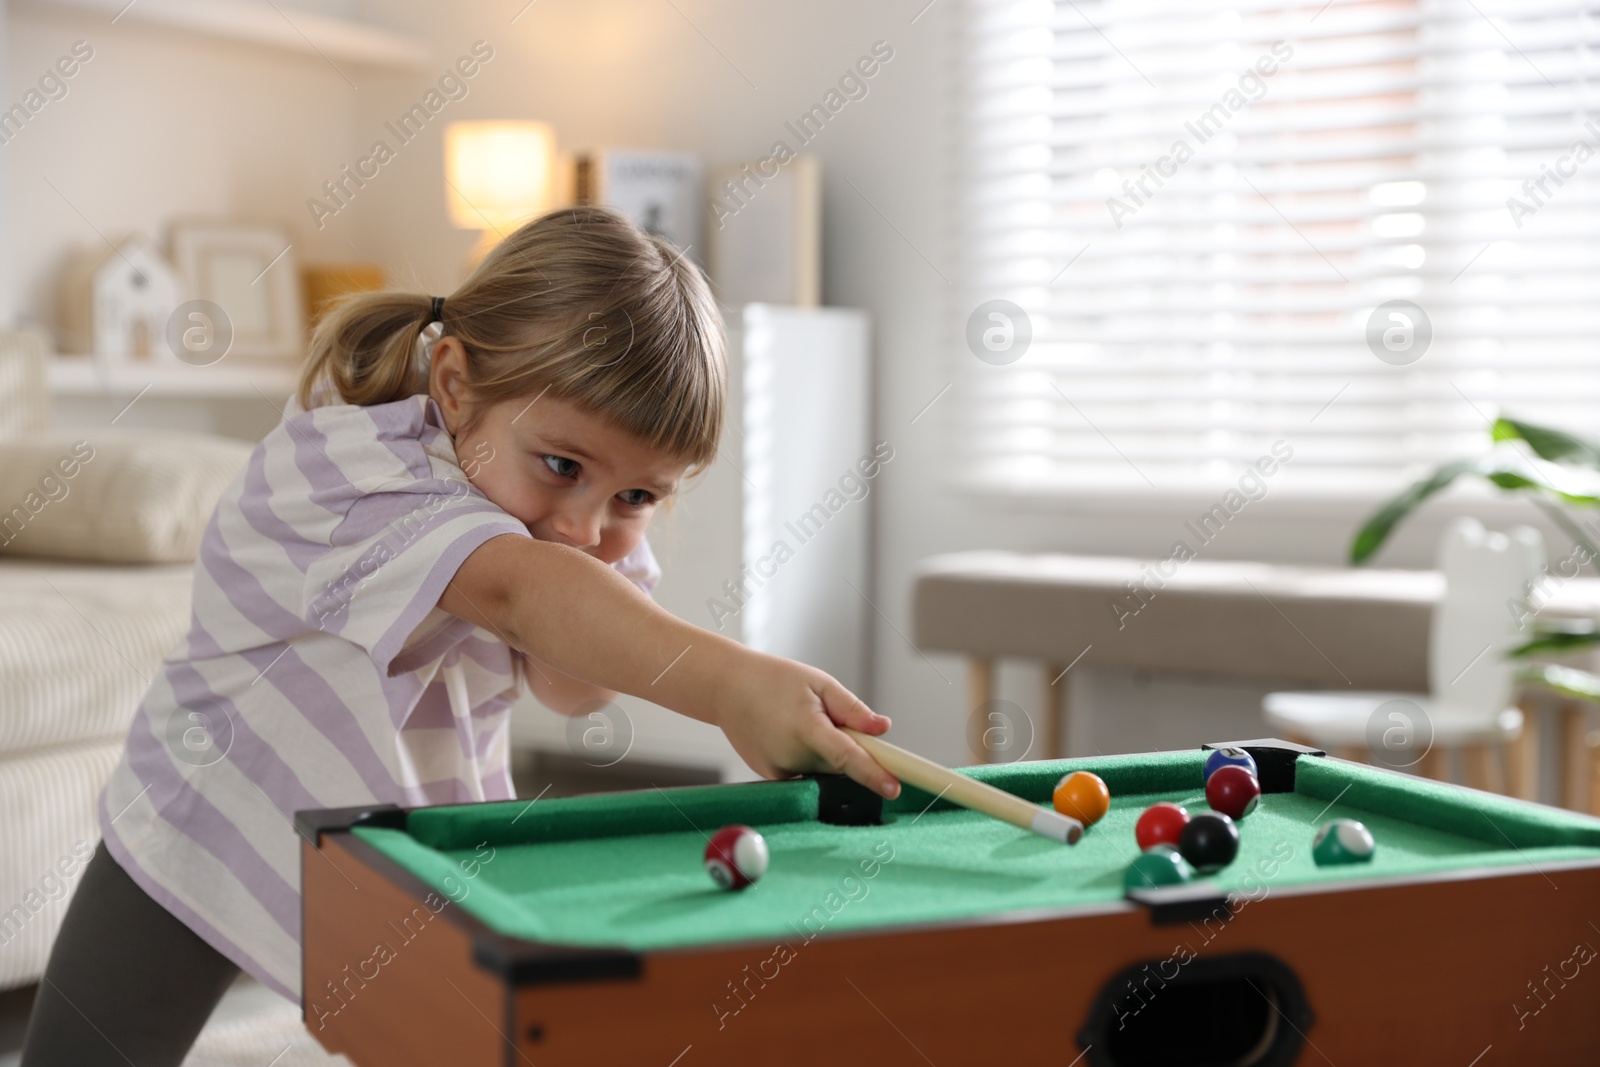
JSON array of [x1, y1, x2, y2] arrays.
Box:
[[297, 291, 434, 410]]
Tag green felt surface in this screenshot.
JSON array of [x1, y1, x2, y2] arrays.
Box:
[[352, 752, 1600, 953]]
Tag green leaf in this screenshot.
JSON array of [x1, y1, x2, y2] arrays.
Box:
[[1493, 417, 1600, 470], [1482, 470, 1600, 508], [1350, 458, 1484, 564], [1517, 662, 1600, 702], [1509, 624, 1600, 659], [1352, 418, 1600, 566]]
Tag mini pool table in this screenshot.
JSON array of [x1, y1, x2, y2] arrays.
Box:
[[298, 740, 1600, 1066]]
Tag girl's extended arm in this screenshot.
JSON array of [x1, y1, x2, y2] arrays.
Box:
[[439, 533, 900, 798], [522, 653, 618, 717]]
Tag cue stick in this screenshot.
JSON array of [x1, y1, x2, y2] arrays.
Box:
[[844, 729, 1083, 845]]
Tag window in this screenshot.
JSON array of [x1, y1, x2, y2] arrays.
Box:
[[954, 0, 1600, 496]]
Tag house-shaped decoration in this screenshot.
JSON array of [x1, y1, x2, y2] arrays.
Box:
[[60, 235, 183, 362]]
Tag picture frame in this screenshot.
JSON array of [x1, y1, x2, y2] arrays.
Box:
[[573, 149, 705, 264], [707, 154, 820, 307], [168, 220, 305, 362]]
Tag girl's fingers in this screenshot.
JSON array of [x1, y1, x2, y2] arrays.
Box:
[[807, 715, 900, 799], [818, 676, 891, 734]]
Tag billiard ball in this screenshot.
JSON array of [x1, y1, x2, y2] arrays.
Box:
[[1179, 813, 1239, 873], [1122, 844, 1194, 891], [1313, 819, 1376, 866], [1052, 771, 1110, 826], [1135, 802, 1191, 852], [1205, 765, 1261, 820], [705, 825, 769, 890], [1204, 746, 1258, 783]]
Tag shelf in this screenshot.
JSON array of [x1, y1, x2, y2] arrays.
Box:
[[48, 357, 301, 398], [23, 0, 432, 71]]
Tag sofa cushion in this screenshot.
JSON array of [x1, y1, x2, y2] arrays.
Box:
[[0, 559, 192, 753], [0, 431, 250, 564]]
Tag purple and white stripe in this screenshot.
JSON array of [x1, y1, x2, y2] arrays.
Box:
[[99, 394, 651, 1000]]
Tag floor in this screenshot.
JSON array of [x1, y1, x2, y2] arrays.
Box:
[[0, 750, 721, 1066]]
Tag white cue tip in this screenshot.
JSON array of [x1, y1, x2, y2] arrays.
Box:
[[1031, 809, 1084, 845]]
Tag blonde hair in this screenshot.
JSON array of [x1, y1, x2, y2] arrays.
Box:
[[298, 206, 726, 469]]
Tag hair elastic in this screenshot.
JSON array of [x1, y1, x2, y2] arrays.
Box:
[[429, 295, 445, 323]]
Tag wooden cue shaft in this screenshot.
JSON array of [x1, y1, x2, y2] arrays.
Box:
[[844, 729, 1083, 845]]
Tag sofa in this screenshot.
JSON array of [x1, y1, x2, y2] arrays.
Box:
[[0, 330, 346, 1065]]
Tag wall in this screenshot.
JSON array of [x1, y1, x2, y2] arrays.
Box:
[[340, 0, 1559, 767], [4, 2, 366, 438], [4, 4, 360, 331], [332, 0, 967, 773], [8, 0, 1566, 772]]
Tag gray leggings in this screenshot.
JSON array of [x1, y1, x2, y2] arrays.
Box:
[[19, 841, 241, 1067]]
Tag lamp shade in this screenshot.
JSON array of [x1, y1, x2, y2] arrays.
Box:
[[444, 120, 556, 233]]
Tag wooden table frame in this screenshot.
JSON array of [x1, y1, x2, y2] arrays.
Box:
[[299, 741, 1600, 1066]]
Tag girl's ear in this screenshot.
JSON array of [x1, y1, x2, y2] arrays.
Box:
[[428, 336, 472, 433]]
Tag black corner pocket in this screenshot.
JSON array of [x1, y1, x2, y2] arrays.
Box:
[[815, 773, 884, 826], [1077, 952, 1312, 1066]]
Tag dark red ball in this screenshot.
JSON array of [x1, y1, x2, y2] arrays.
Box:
[[1135, 802, 1191, 851], [1205, 765, 1261, 820], [705, 825, 769, 890]]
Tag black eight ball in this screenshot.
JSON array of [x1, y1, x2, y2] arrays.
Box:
[[1179, 812, 1239, 873]]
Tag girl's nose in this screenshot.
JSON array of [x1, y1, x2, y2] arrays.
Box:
[[548, 506, 603, 550]]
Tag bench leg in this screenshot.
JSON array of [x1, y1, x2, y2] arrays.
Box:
[[1589, 731, 1600, 817], [1558, 700, 1594, 811], [1506, 699, 1539, 802], [1416, 746, 1447, 782], [1461, 744, 1504, 795], [967, 658, 994, 764], [1042, 664, 1067, 760]]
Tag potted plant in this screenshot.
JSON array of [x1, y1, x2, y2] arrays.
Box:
[[1351, 417, 1600, 700]]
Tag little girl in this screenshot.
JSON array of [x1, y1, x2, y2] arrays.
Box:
[[21, 206, 898, 1065]]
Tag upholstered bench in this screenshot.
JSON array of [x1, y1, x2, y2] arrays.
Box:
[[911, 550, 1600, 807]]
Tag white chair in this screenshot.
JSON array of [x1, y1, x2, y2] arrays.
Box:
[[1263, 517, 1543, 796]]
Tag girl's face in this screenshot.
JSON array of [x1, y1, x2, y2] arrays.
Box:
[[429, 338, 690, 565]]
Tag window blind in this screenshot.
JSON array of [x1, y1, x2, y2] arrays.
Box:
[[954, 0, 1600, 496]]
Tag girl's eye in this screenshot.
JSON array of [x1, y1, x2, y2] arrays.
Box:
[[542, 455, 580, 479], [618, 488, 656, 508]]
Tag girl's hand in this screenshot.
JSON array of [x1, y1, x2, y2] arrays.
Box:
[[714, 651, 901, 800]]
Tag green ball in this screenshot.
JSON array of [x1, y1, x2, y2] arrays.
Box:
[[1123, 844, 1195, 890], [1313, 819, 1376, 866]]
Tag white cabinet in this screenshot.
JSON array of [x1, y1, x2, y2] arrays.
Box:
[[725, 303, 874, 692]]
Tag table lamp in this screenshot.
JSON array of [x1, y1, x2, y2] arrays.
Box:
[[444, 120, 556, 265]]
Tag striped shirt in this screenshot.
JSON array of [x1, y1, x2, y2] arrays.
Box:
[[98, 393, 659, 999]]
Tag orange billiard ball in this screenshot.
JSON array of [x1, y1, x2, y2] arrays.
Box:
[[1052, 771, 1110, 826]]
